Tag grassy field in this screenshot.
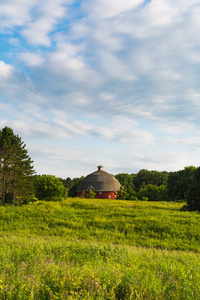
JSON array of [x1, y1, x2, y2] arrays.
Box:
[[1, 198, 200, 299]]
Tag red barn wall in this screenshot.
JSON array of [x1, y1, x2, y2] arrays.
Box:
[[77, 191, 117, 199]]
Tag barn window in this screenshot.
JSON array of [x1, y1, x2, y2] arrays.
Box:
[[108, 195, 111, 199], [99, 191, 102, 194], [87, 186, 95, 191]]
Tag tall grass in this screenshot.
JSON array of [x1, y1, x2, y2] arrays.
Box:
[[1, 235, 200, 299], [1, 199, 200, 251], [1, 198, 200, 299]]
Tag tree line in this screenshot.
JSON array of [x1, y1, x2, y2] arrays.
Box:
[[115, 167, 196, 203], [0, 126, 199, 210], [62, 164, 199, 210]]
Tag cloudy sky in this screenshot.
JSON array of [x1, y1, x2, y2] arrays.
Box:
[[1, 0, 200, 178]]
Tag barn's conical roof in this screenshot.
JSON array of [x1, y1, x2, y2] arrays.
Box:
[[77, 166, 121, 192]]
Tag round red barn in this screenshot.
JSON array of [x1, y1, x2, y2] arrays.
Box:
[[77, 165, 121, 199]]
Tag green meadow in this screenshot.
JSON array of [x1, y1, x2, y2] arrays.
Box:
[[1, 198, 200, 299]]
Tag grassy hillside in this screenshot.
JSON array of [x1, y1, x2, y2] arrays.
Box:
[[1, 198, 200, 299]]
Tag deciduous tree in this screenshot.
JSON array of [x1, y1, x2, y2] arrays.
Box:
[[167, 166, 196, 201], [185, 167, 200, 210], [35, 174, 66, 200]]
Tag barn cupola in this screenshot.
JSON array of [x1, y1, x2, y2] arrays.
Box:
[[98, 165, 103, 171]]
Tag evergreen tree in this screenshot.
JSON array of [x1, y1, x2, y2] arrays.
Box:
[[68, 176, 85, 197], [0, 127, 35, 204]]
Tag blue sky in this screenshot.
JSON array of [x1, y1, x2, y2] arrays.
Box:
[[1, 0, 200, 178]]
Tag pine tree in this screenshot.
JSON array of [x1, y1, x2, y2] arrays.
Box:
[[0, 127, 35, 204]]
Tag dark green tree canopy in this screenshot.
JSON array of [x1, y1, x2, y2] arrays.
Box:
[[185, 167, 200, 211], [35, 174, 66, 200], [62, 176, 85, 197], [0, 126, 35, 204], [115, 170, 169, 200], [115, 173, 135, 190], [167, 166, 196, 201], [133, 169, 168, 191], [137, 184, 169, 202]]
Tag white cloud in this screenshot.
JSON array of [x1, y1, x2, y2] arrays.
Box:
[[52, 111, 155, 145], [22, 19, 53, 46], [11, 121, 72, 139], [98, 51, 136, 81], [0, 102, 12, 111], [2, 0, 200, 176], [143, 0, 181, 28], [0, 61, 38, 108], [165, 136, 200, 149], [0, 61, 14, 79], [29, 144, 82, 161], [21, 0, 71, 46], [28, 144, 85, 177], [158, 120, 195, 135], [18, 53, 44, 66], [81, 0, 144, 20], [35, 41, 102, 92], [0, 0, 72, 45], [50, 43, 86, 71], [0, 0, 34, 31], [120, 150, 192, 173]]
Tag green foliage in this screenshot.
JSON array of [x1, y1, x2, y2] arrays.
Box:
[[114, 275, 133, 300], [133, 169, 168, 191], [1, 199, 200, 299], [62, 176, 85, 197], [1, 199, 200, 251], [185, 167, 200, 211], [115, 170, 169, 200], [62, 167, 196, 202], [137, 184, 170, 202], [115, 173, 135, 191], [85, 190, 96, 198], [62, 176, 75, 190], [34, 175, 66, 200], [0, 126, 35, 204], [167, 166, 196, 201], [117, 188, 137, 200], [117, 188, 128, 200], [60, 166, 200, 203], [115, 167, 197, 202], [1, 236, 200, 300]]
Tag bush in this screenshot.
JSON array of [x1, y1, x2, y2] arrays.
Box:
[[85, 190, 96, 198]]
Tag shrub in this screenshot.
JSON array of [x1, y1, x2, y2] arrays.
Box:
[[85, 190, 96, 198]]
